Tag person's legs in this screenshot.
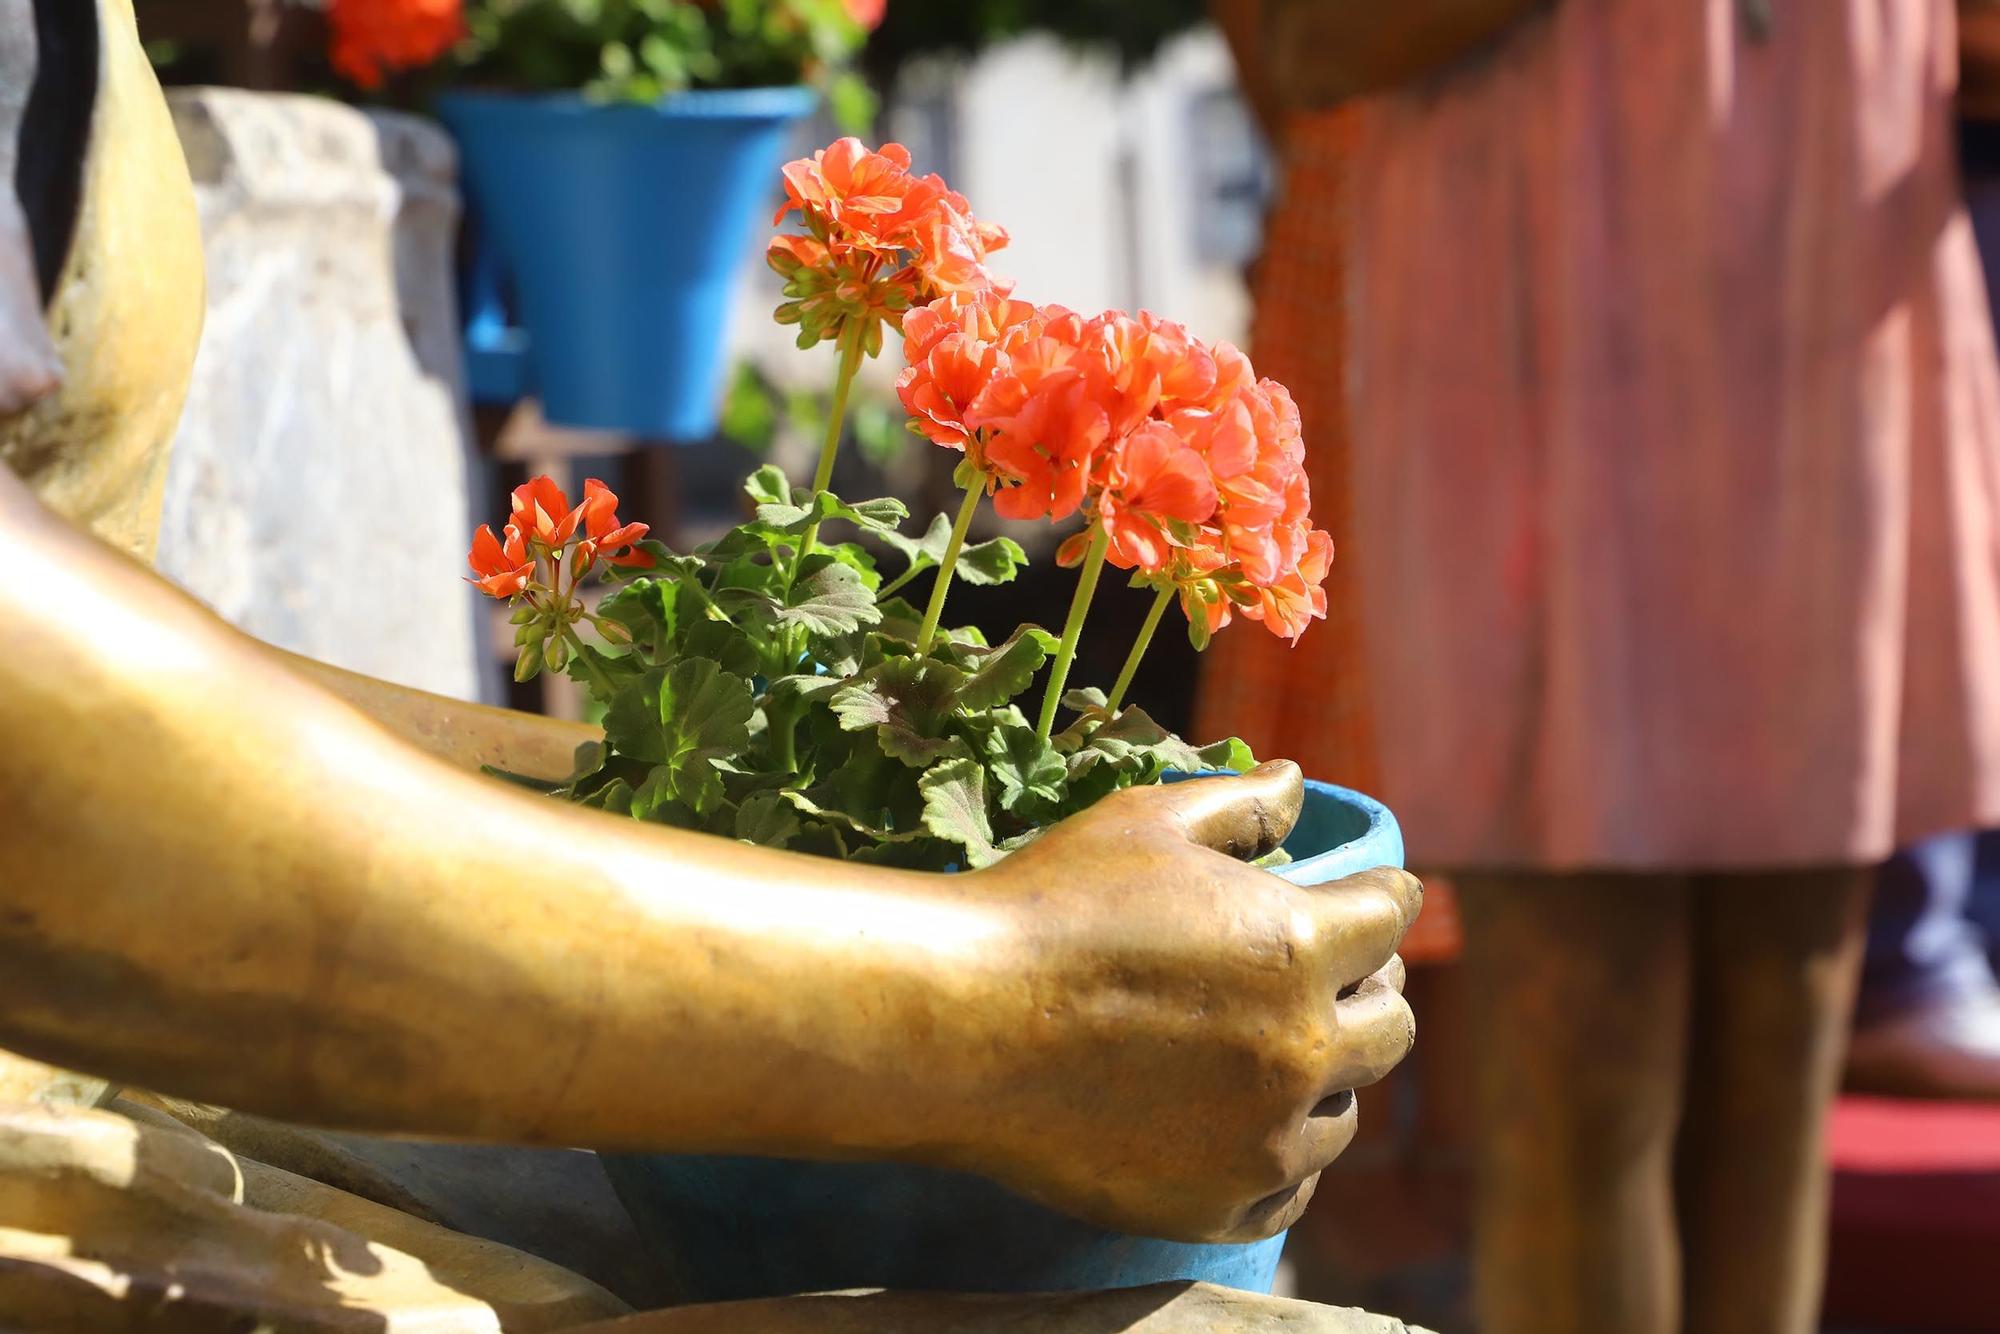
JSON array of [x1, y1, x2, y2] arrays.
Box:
[[1677, 868, 1870, 1334], [1455, 873, 1691, 1334]]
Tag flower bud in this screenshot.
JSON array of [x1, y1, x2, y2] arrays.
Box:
[[513, 637, 546, 683]]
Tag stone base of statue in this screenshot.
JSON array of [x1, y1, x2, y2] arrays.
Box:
[[0, 1095, 1430, 1333]]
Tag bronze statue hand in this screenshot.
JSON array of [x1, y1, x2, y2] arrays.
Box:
[[0, 467, 1416, 1245], [955, 764, 1421, 1243]]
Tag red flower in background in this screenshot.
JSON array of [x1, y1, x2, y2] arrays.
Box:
[[844, 0, 888, 29], [327, 0, 464, 90]]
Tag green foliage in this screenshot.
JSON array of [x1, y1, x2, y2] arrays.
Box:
[[539, 472, 1256, 871], [457, 0, 876, 124], [866, 0, 1208, 78], [722, 362, 913, 469]]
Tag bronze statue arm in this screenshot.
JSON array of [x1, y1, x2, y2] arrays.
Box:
[[277, 648, 596, 780], [0, 469, 1419, 1243]]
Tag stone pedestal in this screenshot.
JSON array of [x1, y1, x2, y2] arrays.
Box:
[[155, 88, 488, 702]]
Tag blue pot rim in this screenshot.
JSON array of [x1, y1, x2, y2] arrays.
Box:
[[1276, 779, 1403, 886], [436, 84, 820, 123]]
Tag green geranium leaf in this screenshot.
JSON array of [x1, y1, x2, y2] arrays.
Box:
[[605, 661, 755, 815], [1068, 705, 1205, 782], [1062, 686, 1110, 713], [880, 512, 954, 572], [600, 577, 677, 641], [872, 596, 926, 644], [678, 618, 762, 679], [744, 464, 792, 508], [814, 491, 908, 535], [1194, 736, 1259, 774], [735, 792, 800, 848], [578, 777, 637, 816], [919, 757, 1000, 868], [958, 626, 1060, 711], [767, 673, 844, 705], [830, 657, 969, 767], [820, 540, 882, 594], [780, 788, 922, 843], [777, 554, 883, 637], [981, 721, 1068, 815], [955, 534, 1029, 586]]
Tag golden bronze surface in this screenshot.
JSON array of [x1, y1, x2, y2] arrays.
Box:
[[0, 1, 1419, 1325]]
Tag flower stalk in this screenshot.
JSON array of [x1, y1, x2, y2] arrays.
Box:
[[917, 481, 985, 653], [1036, 526, 1111, 741], [1106, 583, 1175, 715], [794, 320, 868, 574]]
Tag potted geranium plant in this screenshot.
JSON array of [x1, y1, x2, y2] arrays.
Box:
[[464, 137, 1403, 1299], [327, 0, 881, 438]]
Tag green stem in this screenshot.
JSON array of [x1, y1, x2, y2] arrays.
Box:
[[793, 322, 867, 574], [563, 628, 617, 700], [917, 483, 985, 653], [1106, 584, 1175, 715], [1035, 527, 1111, 741], [875, 564, 922, 600]]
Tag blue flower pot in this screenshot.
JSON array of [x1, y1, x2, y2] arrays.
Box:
[[601, 780, 1403, 1302], [437, 87, 817, 439]]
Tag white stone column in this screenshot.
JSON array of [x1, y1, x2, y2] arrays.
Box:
[[156, 88, 489, 703]]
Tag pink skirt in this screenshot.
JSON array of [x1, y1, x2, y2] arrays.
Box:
[[1345, 0, 2000, 869]]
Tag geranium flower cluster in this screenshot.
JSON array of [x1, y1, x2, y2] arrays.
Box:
[[326, 0, 465, 90], [767, 138, 1010, 355], [897, 290, 1333, 644], [468, 477, 654, 678]]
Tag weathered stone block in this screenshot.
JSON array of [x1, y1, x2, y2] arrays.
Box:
[[156, 88, 486, 701]]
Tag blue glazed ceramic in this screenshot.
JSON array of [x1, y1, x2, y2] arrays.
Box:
[[437, 87, 816, 439], [601, 780, 1403, 1302]]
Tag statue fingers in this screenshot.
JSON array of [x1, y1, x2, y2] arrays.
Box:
[[1322, 965, 1417, 1095], [1224, 1168, 1325, 1244], [1301, 867, 1422, 986], [1141, 759, 1305, 861]]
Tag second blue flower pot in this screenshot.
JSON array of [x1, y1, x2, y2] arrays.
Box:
[[438, 87, 816, 439]]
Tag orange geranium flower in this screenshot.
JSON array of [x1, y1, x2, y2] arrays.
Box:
[[777, 139, 945, 256], [467, 523, 532, 599], [1087, 312, 1219, 438], [969, 321, 1109, 523], [468, 475, 654, 607], [1092, 419, 1219, 574], [770, 138, 1011, 349], [577, 478, 654, 570], [326, 0, 463, 90], [1171, 378, 1308, 587], [1240, 526, 1334, 643], [897, 291, 1040, 452], [510, 475, 582, 549]]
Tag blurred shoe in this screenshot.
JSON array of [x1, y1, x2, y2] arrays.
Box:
[[1846, 988, 2000, 1101]]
